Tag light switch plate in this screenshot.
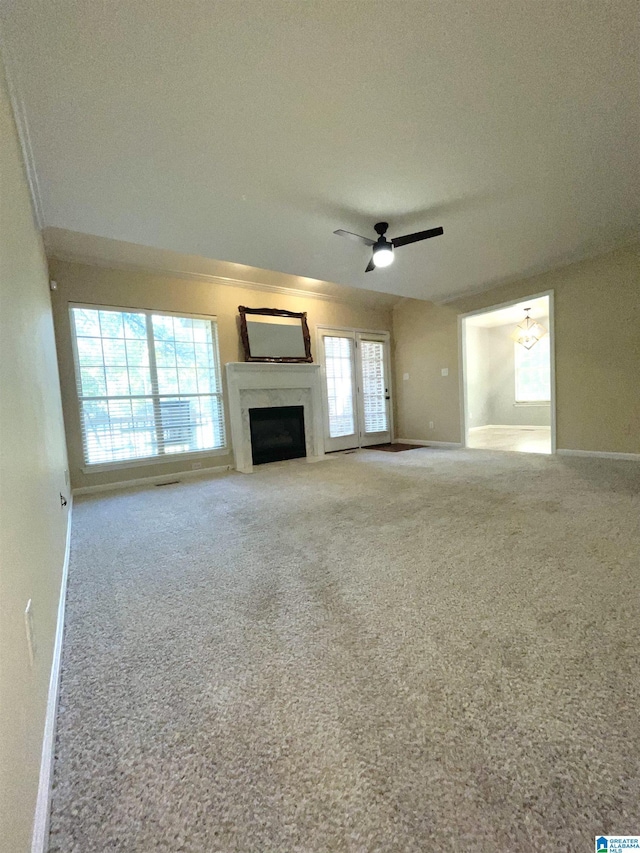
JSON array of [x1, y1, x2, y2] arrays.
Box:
[[403, 373, 409, 381], [441, 367, 449, 376]]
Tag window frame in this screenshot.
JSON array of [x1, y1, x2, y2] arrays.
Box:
[[69, 303, 228, 472], [514, 336, 551, 404]]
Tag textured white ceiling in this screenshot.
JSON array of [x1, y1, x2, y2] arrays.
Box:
[[2, 1, 639, 301]]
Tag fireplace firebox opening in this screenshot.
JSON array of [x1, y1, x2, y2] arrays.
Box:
[[248, 405, 306, 465]]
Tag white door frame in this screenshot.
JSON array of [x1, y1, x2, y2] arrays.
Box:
[[457, 289, 557, 454], [316, 325, 394, 449]]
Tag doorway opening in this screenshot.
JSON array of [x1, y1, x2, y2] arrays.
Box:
[[460, 292, 555, 454], [316, 327, 393, 452]]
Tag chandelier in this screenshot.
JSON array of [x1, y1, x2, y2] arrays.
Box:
[[511, 308, 547, 350]]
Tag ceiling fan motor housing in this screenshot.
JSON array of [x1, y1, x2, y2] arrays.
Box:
[[373, 223, 393, 255]]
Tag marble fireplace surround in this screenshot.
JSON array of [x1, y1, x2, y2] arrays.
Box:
[[225, 362, 326, 473]]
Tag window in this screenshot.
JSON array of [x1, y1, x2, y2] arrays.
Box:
[[514, 335, 551, 402], [71, 306, 226, 466], [323, 335, 355, 438], [360, 339, 388, 434]]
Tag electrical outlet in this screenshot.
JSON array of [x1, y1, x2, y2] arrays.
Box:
[[191, 461, 202, 470], [441, 367, 449, 377], [403, 372, 409, 381], [25, 600, 36, 666], [429, 421, 434, 430]]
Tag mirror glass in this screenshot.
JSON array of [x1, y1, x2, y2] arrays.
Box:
[[246, 315, 307, 358]]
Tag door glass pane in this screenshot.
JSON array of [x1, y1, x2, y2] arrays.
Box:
[[361, 340, 388, 434], [323, 336, 355, 437]]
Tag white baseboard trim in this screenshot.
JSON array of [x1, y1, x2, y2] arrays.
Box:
[[557, 449, 640, 462], [31, 498, 73, 853], [305, 454, 328, 464], [72, 464, 233, 496], [395, 438, 463, 449]]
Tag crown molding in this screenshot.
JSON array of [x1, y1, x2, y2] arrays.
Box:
[[46, 249, 386, 306], [435, 236, 640, 306], [0, 30, 45, 229]]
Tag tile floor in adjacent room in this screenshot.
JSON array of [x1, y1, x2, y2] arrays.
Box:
[[467, 425, 551, 454]]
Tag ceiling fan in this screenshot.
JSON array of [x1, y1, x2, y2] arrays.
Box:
[[334, 221, 444, 272]]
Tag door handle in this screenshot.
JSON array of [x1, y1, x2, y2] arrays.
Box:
[[384, 396, 390, 400]]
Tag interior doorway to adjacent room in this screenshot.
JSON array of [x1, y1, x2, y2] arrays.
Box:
[[460, 293, 555, 454]]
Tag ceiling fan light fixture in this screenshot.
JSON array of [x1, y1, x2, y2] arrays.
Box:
[[334, 221, 442, 273], [372, 243, 394, 268]]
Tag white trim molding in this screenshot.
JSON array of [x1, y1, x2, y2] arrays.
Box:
[[31, 498, 73, 853], [436, 237, 640, 305], [47, 251, 355, 305], [458, 289, 557, 455], [557, 449, 640, 462], [73, 464, 232, 495], [225, 362, 325, 474], [395, 438, 463, 448], [0, 35, 45, 228]]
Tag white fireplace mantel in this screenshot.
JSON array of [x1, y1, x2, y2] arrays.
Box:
[[225, 362, 325, 473]]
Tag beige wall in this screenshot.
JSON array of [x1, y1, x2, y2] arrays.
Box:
[[48, 259, 393, 489], [393, 244, 640, 453], [0, 64, 70, 851]]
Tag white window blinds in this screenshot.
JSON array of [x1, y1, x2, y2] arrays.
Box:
[[360, 340, 388, 434], [323, 335, 355, 438], [71, 306, 226, 466]]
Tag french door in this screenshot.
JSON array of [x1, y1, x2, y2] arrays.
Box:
[[318, 328, 392, 452]]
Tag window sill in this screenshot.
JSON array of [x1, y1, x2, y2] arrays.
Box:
[[514, 401, 550, 407], [82, 445, 230, 474]]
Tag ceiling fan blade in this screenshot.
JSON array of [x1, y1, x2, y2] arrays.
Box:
[[365, 257, 375, 273], [334, 229, 375, 247], [391, 226, 444, 248]]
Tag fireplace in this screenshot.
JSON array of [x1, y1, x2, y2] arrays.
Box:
[[225, 363, 324, 473], [249, 405, 306, 465]]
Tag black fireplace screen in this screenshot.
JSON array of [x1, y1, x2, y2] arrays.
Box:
[[248, 405, 306, 465]]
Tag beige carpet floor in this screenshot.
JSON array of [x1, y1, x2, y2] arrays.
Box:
[[49, 449, 640, 852]]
